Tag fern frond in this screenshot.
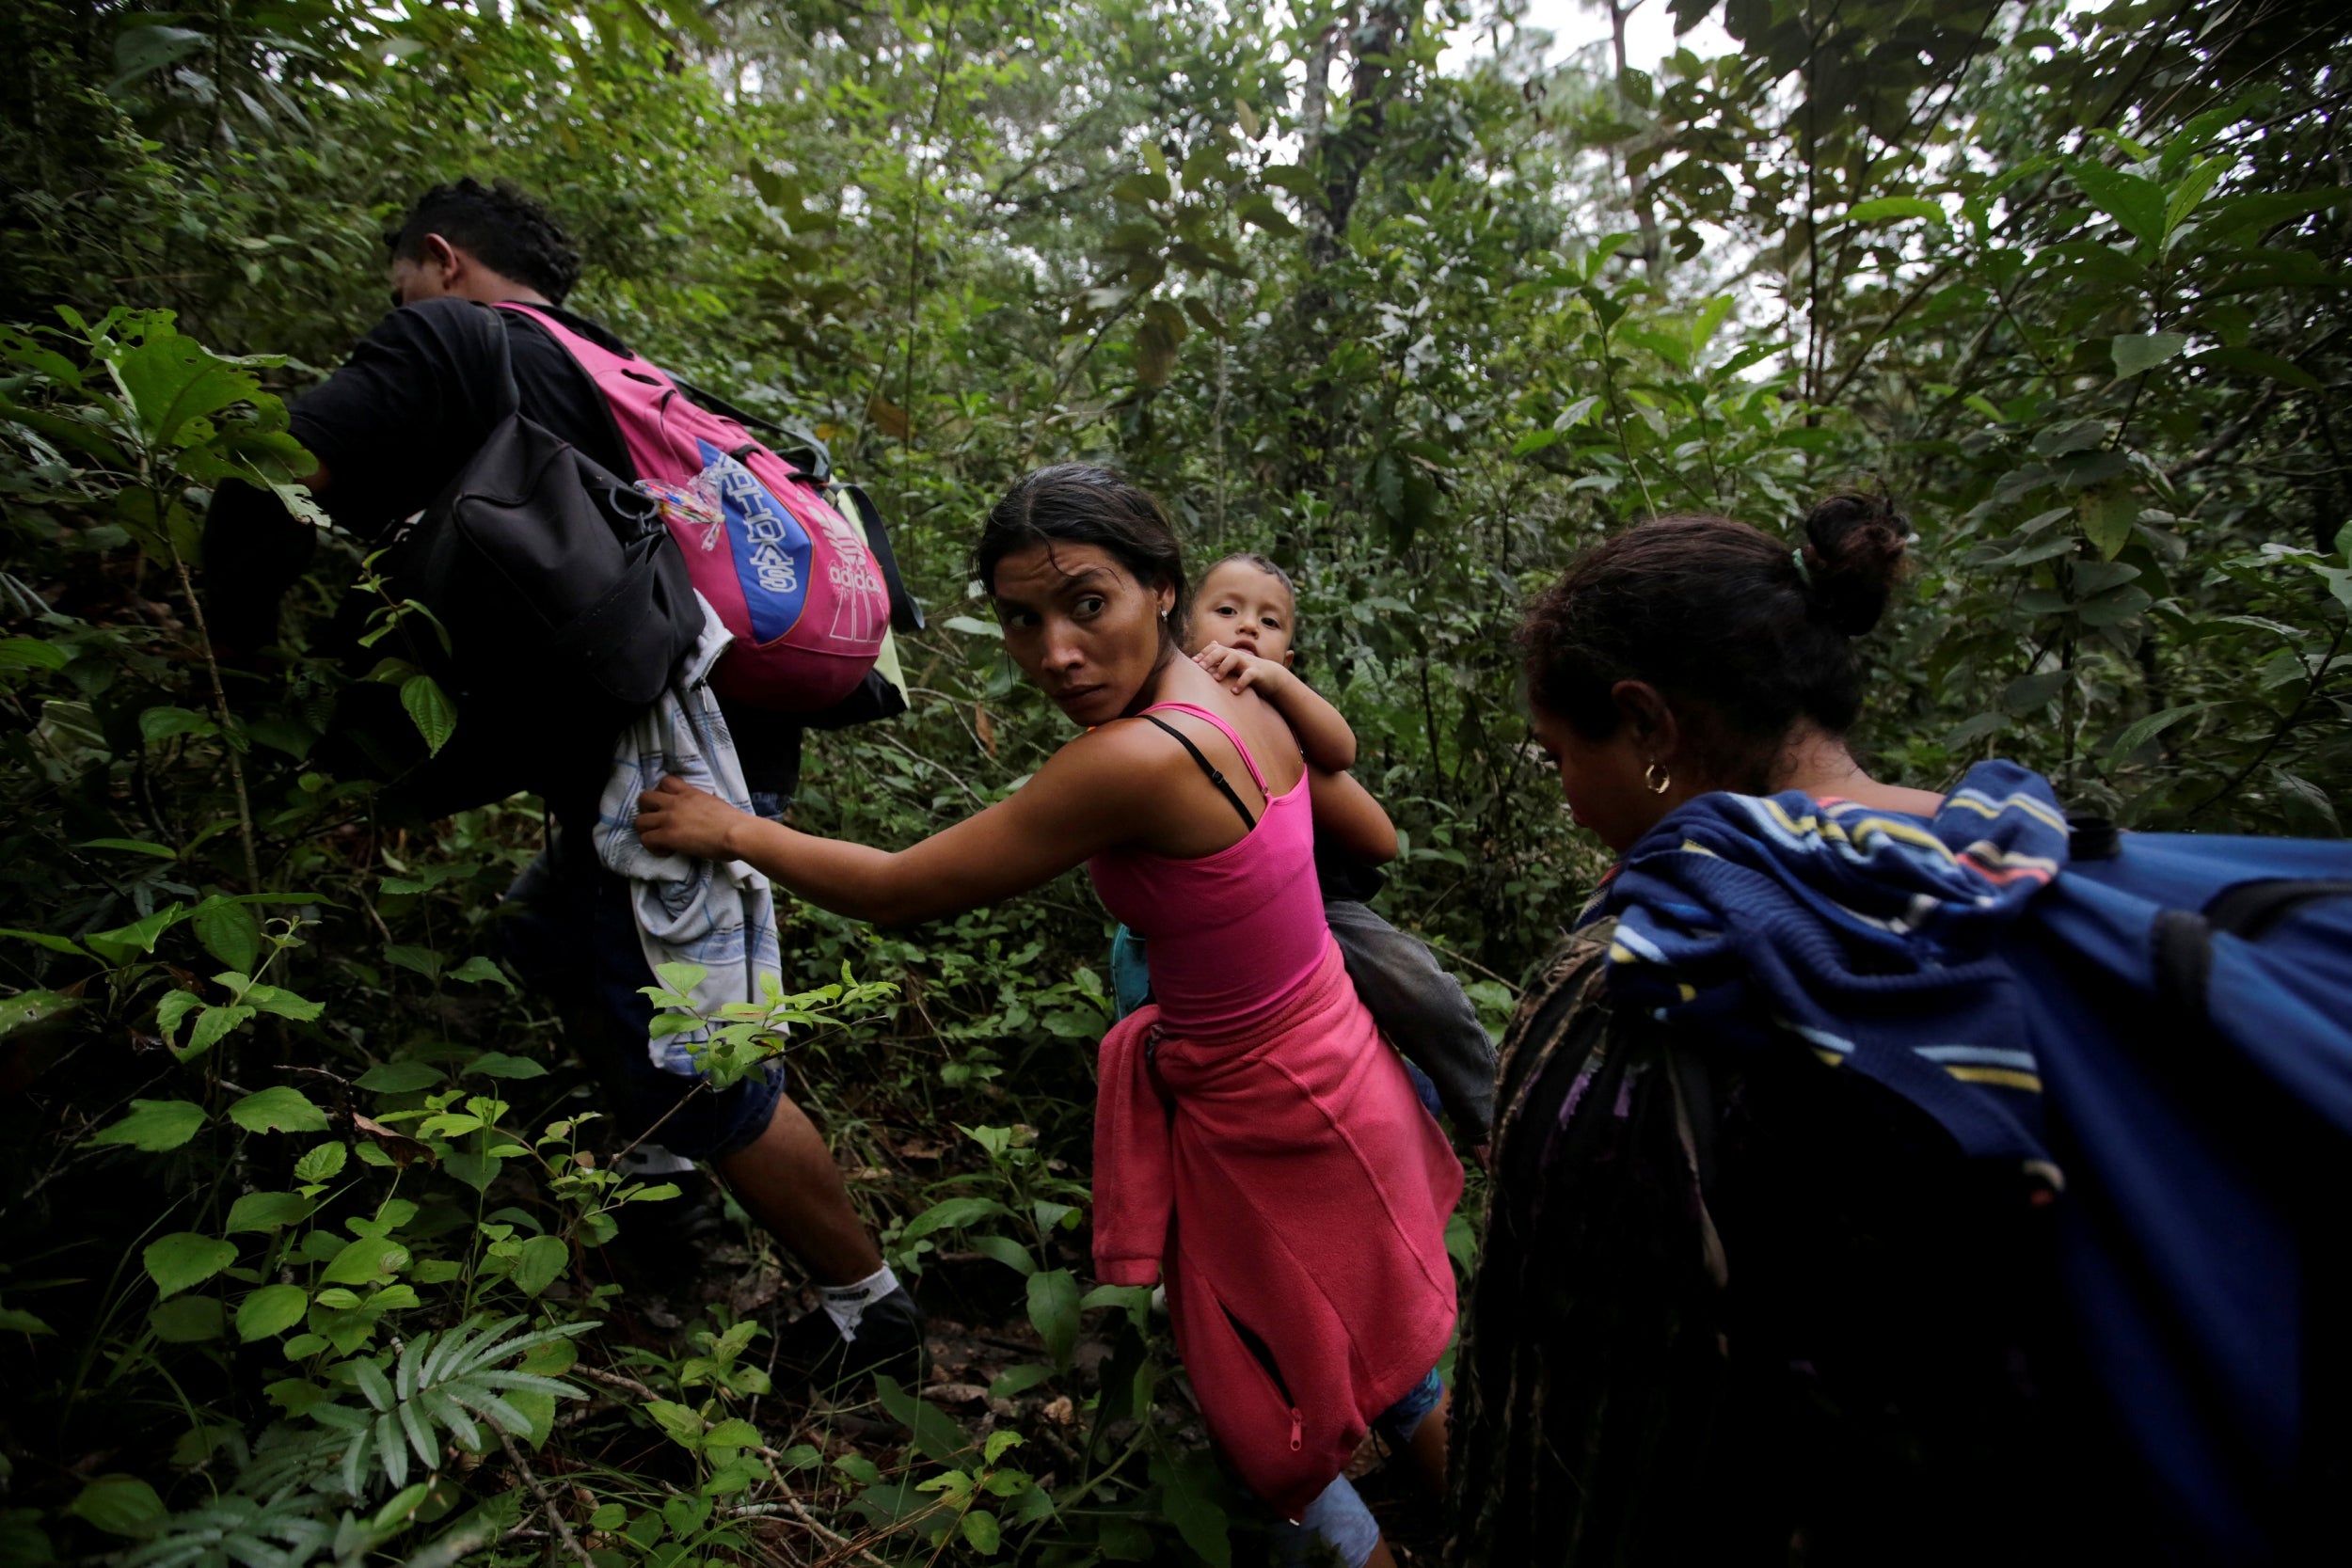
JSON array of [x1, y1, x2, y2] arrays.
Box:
[[307, 1315, 595, 1499]]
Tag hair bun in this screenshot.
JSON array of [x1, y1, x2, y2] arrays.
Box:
[[1796, 491, 1911, 638]]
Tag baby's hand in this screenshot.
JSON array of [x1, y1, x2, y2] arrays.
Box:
[[1194, 641, 1291, 698], [635, 775, 747, 860]]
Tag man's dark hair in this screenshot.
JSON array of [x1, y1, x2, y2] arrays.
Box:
[[389, 178, 582, 304], [977, 464, 1187, 653]]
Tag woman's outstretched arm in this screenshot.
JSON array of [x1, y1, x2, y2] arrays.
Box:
[[636, 721, 1176, 926]]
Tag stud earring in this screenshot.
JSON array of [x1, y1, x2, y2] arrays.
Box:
[[1644, 761, 1672, 795]]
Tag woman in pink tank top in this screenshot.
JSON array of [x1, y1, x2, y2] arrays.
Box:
[[635, 466, 1463, 1567]]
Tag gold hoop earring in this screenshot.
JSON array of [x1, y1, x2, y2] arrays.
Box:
[[1644, 761, 1672, 796]]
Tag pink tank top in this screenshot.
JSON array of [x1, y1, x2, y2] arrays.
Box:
[[1087, 703, 1330, 1039]]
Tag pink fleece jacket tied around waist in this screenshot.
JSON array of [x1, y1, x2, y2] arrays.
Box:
[[1093, 941, 1464, 1516]]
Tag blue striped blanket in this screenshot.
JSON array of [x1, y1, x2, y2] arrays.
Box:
[[1581, 760, 2072, 1173]]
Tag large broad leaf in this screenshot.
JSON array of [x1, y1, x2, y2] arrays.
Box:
[[319, 1236, 409, 1287], [192, 898, 260, 974], [1026, 1268, 1082, 1370], [2110, 332, 2186, 379], [1134, 300, 1186, 389], [2188, 346, 2322, 390], [226, 1192, 315, 1233], [87, 1099, 207, 1151], [873, 1372, 970, 1465], [354, 1060, 445, 1093], [110, 333, 262, 450], [510, 1234, 569, 1296], [236, 1284, 310, 1342], [230, 1085, 329, 1134], [69, 1476, 166, 1537], [109, 24, 209, 90], [2002, 670, 2070, 715], [1844, 196, 1944, 226], [898, 1195, 1010, 1243], [151, 1296, 226, 1342], [1150, 1451, 1233, 1568], [400, 674, 456, 757], [2071, 159, 2166, 247], [2077, 484, 2142, 560], [0, 988, 79, 1039], [184, 1004, 256, 1057], [2106, 704, 2212, 765], [145, 1232, 237, 1297], [85, 903, 187, 966]]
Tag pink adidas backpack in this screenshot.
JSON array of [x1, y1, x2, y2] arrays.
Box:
[[495, 303, 890, 712]]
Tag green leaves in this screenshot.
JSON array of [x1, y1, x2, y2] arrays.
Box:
[[644, 1399, 707, 1449], [2106, 705, 2212, 765], [400, 674, 455, 757], [1844, 196, 1944, 227], [109, 329, 267, 449], [226, 1192, 315, 1233], [144, 1233, 237, 1297], [2071, 158, 2167, 249], [2076, 483, 2143, 561], [319, 1237, 409, 1287], [313, 1317, 591, 1494], [899, 1195, 1011, 1244], [293, 1143, 348, 1184], [1134, 299, 1188, 388], [229, 1086, 329, 1134], [874, 1373, 970, 1465], [69, 1477, 166, 1538], [192, 898, 260, 974], [1026, 1268, 1082, 1371], [2110, 332, 2187, 380], [235, 1284, 310, 1342], [88, 1099, 207, 1151], [354, 1060, 445, 1093], [509, 1235, 569, 1296], [162, 974, 322, 1059]]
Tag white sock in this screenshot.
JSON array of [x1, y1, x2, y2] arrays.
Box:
[[819, 1264, 899, 1342]]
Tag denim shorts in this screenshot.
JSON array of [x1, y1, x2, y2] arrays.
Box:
[[1270, 1367, 1446, 1568], [501, 801, 787, 1164]]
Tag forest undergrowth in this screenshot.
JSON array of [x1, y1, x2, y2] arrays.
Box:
[[2, 0, 2347, 1563]]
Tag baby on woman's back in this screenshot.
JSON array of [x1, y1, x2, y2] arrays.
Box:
[[1110, 553, 1496, 1148]]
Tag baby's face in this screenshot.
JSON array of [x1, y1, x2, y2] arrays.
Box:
[[1190, 562, 1295, 666]]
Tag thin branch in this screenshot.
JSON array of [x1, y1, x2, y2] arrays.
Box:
[[497, 1426, 595, 1568], [755, 1449, 898, 1568], [576, 1364, 663, 1402]]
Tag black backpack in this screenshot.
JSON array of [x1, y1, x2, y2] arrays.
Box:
[[325, 334, 702, 816], [324, 322, 919, 817]]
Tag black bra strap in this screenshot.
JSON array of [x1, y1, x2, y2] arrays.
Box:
[[1142, 714, 1258, 832]]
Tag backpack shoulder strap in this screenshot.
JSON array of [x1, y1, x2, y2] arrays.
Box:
[[479, 302, 520, 423], [665, 372, 833, 483]]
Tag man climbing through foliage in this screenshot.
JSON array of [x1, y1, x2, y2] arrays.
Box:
[[200, 177, 923, 1391]]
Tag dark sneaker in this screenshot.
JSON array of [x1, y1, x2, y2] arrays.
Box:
[[772, 1285, 930, 1397]]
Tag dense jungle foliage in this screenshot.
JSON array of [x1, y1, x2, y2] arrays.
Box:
[[2, 0, 2346, 1561]]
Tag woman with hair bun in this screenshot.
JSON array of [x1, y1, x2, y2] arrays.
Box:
[[1451, 497, 2145, 1566]]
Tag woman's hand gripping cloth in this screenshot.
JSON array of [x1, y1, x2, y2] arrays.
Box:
[[1094, 941, 1463, 1518], [1585, 758, 2072, 1176], [593, 592, 783, 1073]]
